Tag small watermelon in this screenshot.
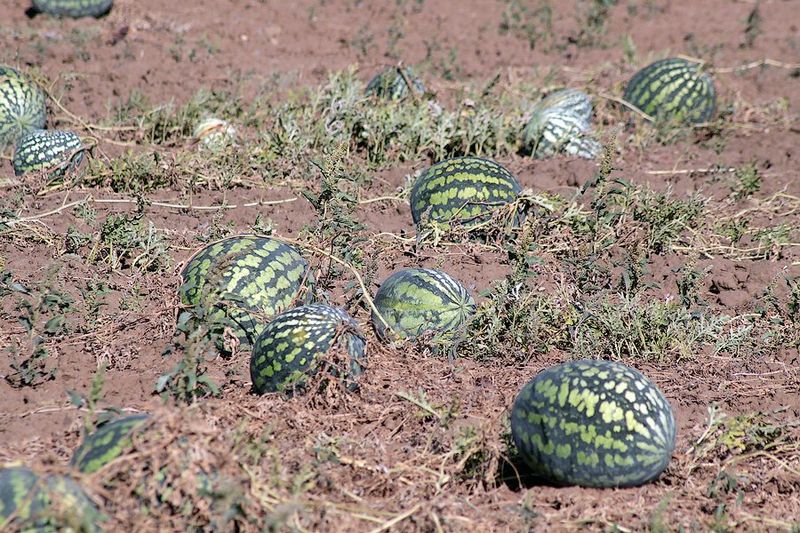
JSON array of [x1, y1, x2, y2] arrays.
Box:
[[372, 268, 475, 341], [365, 66, 425, 100], [0, 466, 101, 531], [193, 117, 237, 151], [522, 88, 600, 159], [410, 157, 522, 227], [511, 359, 676, 488], [0, 66, 46, 148], [13, 129, 85, 177], [250, 304, 366, 394], [623, 58, 716, 124], [71, 414, 150, 474], [179, 236, 314, 351], [31, 0, 113, 18]]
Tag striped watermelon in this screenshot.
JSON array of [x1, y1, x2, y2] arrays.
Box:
[[193, 117, 237, 151], [250, 304, 366, 394], [410, 157, 522, 227], [511, 359, 676, 488], [522, 88, 600, 159], [372, 268, 475, 341], [365, 66, 425, 100], [0, 466, 101, 531], [623, 58, 716, 124], [71, 414, 150, 474], [32, 0, 113, 17], [179, 236, 314, 352], [13, 129, 85, 177], [0, 66, 46, 148]]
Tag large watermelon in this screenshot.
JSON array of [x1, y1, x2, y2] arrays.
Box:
[[31, 0, 113, 17], [522, 88, 600, 159], [623, 58, 716, 124], [13, 129, 85, 177], [179, 236, 314, 351], [511, 359, 676, 488], [71, 413, 150, 474], [0, 466, 101, 531], [372, 268, 475, 341], [365, 66, 425, 100], [410, 157, 522, 227], [0, 66, 46, 149], [250, 304, 366, 394]]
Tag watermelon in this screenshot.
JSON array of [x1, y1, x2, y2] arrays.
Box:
[[365, 66, 425, 100], [193, 117, 237, 151], [0, 66, 46, 149], [179, 236, 314, 351], [522, 88, 600, 159], [410, 157, 522, 227], [511, 359, 676, 488], [13, 129, 85, 177], [623, 58, 716, 124], [31, 0, 113, 18], [71, 414, 150, 474], [0, 466, 101, 531], [250, 304, 366, 394], [372, 268, 475, 341]]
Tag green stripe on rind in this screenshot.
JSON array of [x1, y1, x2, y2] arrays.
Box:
[[179, 236, 314, 348], [511, 359, 676, 488], [0, 466, 38, 527], [13, 129, 84, 176], [372, 268, 476, 341], [0, 67, 46, 148], [0, 468, 101, 531], [410, 157, 521, 225], [70, 414, 150, 474], [250, 304, 366, 395], [623, 58, 715, 124], [32, 0, 113, 17]]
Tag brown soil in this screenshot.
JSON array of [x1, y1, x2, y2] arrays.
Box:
[[1, 0, 799, 531]]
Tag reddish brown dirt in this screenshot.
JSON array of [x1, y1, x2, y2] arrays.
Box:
[[1, 0, 799, 531]]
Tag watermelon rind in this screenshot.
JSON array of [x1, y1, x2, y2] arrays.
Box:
[[0, 66, 46, 149], [623, 57, 716, 124], [510, 359, 676, 488], [250, 304, 366, 394], [372, 268, 476, 342], [410, 156, 522, 227]]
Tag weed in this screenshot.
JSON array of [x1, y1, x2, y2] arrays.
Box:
[[741, 2, 762, 49], [2, 267, 74, 387], [157, 313, 220, 403], [572, 0, 618, 48], [731, 162, 761, 200], [499, 0, 553, 50], [86, 211, 170, 272]]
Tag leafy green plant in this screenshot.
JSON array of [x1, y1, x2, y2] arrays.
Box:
[[157, 312, 220, 403], [2, 268, 74, 387]]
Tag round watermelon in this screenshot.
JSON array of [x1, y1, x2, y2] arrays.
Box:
[[250, 304, 366, 394], [623, 58, 716, 124], [31, 0, 113, 18], [193, 117, 237, 151], [522, 88, 600, 159], [13, 129, 85, 177], [179, 236, 314, 351], [410, 156, 522, 227], [0, 66, 46, 149], [511, 359, 676, 488], [372, 268, 475, 341], [71, 414, 150, 474], [0, 466, 101, 531], [365, 66, 425, 100]]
